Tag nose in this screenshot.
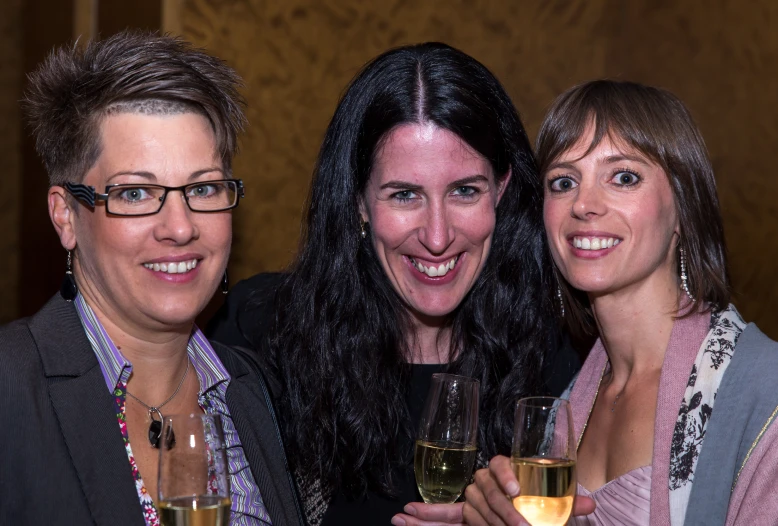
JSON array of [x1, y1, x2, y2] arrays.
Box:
[[154, 191, 199, 244], [418, 200, 454, 254], [570, 179, 607, 219]]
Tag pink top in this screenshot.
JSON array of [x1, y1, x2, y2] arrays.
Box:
[[572, 466, 651, 526]]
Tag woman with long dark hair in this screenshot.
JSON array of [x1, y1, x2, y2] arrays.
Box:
[[463, 80, 778, 525], [209, 43, 579, 525]]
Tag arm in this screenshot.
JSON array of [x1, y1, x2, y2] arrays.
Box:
[[726, 418, 778, 525]]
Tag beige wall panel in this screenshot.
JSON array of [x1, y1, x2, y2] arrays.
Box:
[[0, 0, 22, 322], [180, 0, 611, 279], [602, 1, 778, 337]]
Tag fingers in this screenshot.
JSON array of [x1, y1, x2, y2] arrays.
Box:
[[572, 495, 596, 516], [488, 455, 520, 497], [391, 502, 465, 526], [462, 466, 526, 526]]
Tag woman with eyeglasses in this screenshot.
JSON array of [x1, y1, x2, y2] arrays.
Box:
[[0, 31, 304, 526]]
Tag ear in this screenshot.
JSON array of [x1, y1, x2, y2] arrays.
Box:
[[358, 194, 369, 223], [48, 187, 78, 250], [495, 166, 512, 206]]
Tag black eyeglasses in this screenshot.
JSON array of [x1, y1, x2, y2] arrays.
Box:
[[64, 179, 245, 216]]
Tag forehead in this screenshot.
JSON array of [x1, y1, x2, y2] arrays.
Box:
[[89, 112, 220, 182], [371, 123, 491, 182]]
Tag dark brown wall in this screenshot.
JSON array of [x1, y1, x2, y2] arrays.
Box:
[[3, 1, 777, 338], [177, 0, 778, 337]]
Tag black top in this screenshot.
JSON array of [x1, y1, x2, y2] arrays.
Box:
[[321, 363, 446, 525], [206, 272, 582, 523]]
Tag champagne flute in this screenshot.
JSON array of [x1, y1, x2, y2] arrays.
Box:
[[414, 373, 479, 504], [511, 397, 576, 526], [157, 414, 231, 526]]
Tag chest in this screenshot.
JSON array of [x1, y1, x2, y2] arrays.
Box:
[[577, 373, 660, 491]]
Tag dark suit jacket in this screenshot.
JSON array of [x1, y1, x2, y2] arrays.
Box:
[[0, 294, 304, 526]]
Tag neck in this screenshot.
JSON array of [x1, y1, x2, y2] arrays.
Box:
[[590, 273, 681, 384], [79, 290, 194, 403], [406, 312, 452, 364]]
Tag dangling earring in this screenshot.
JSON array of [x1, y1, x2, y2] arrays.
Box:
[[556, 284, 565, 317], [360, 219, 368, 239], [221, 270, 229, 295], [60, 250, 78, 301], [679, 247, 695, 302]]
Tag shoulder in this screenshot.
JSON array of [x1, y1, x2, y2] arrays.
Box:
[[206, 272, 286, 348]]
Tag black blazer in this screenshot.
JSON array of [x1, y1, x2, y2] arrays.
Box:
[[0, 294, 304, 526]]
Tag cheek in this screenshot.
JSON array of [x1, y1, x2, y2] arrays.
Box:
[[368, 206, 414, 248]]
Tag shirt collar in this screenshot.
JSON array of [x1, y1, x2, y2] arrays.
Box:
[[74, 294, 230, 394]]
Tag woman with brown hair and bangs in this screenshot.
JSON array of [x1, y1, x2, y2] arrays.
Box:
[[462, 80, 778, 526]]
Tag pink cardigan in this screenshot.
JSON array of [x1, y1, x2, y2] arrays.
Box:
[[568, 311, 778, 524]]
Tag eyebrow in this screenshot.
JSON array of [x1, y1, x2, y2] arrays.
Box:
[[105, 167, 225, 184], [547, 154, 650, 172], [378, 174, 489, 190]]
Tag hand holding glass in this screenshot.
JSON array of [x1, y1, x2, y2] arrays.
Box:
[[414, 373, 479, 504], [511, 397, 576, 526], [157, 414, 231, 526]]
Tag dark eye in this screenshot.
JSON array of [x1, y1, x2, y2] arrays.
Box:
[[549, 177, 577, 192], [613, 171, 640, 186]]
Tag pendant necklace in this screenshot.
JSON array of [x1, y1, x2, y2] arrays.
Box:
[[126, 359, 190, 448]]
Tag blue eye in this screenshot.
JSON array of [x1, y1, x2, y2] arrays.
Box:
[[613, 170, 640, 186], [117, 187, 152, 202], [187, 183, 219, 199], [392, 190, 417, 202], [549, 177, 577, 192], [453, 186, 478, 198]]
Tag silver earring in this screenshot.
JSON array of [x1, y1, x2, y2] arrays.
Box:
[[360, 220, 367, 239], [680, 247, 694, 302], [557, 284, 565, 317]]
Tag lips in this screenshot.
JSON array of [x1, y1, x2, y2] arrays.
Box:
[[408, 255, 459, 277], [143, 258, 198, 274]]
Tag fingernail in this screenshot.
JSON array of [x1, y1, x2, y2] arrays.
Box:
[[403, 504, 417, 516], [506, 482, 519, 496], [391, 517, 406, 526]]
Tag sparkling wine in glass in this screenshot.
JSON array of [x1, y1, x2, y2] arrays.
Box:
[[511, 397, 576, 526], [157, 414, 231, 526], [414, 373, 479, 504]]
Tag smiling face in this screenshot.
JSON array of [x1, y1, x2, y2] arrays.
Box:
[[52, 111, 232, 333], [543, 123, 679, 299], [360, 123, 508, 325]]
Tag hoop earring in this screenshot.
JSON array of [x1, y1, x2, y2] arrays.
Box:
[[221, 270, 229, 295], [679, 247, 694, 302], [60, 250, 78, 302], [557, 284, 565, 318]]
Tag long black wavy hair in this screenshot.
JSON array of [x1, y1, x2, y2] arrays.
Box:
[[265, 42, 553, 497]]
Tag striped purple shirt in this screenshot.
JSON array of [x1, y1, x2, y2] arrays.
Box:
[[74, 294, 272, 525]]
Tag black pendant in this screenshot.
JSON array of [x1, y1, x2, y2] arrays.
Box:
[[148, 419, 163, 448], [60, 271, 78, 302]]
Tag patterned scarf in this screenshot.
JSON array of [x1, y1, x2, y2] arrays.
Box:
[[668, 305, 746, 525]]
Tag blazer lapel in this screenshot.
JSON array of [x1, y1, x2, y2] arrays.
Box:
[[31, 296, 145, 526], [218, 346, 304, 526]]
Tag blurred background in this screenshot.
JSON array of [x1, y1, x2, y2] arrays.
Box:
[[1, 0, 776, 338]]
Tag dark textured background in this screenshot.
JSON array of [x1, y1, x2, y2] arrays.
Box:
[[2, 0, 776, 338]]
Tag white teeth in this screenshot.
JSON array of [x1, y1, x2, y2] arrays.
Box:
[[144, 259, 199, 275], [411, 256, 459, 278], [573, 237, 620, 251]]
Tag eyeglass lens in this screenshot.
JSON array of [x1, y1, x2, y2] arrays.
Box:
[[106, 181, 238, 215]]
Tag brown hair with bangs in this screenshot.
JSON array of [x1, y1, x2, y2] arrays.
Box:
[[24, 30, 247, 187], [536, 80, 730, 336]]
